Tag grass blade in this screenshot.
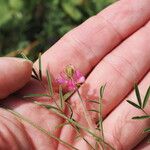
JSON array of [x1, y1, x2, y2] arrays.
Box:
[[24, 93, 50, 98], [132, 115, 150, 120], [46, 69, 54, 97], [134, 83, 142, 107], [127, 100, 141, 109], [143, 86, 150, 108]]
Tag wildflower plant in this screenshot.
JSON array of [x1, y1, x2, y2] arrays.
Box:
[[5, 53, 150, 149]]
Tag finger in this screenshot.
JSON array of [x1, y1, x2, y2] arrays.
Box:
[[58, 20, 150, 149], [103, 71, 150, 150], [134, 136, 150, 150], [35, 0, 150, 79], [0, 108, 35, 149], [69, 20, 150, 121], [0, 57, 32, 99], [2, 94, 64, 149]]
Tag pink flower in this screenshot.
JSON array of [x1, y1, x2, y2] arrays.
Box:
[[56, 65, 85, 91]]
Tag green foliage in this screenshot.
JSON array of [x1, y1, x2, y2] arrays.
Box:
[[127, 84, 150, 142], [0, 0, 115, 60]]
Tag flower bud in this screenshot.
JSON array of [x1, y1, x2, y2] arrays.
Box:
[[65, 65, 75, 78]]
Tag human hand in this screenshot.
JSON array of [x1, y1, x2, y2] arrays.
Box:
[[0, 0, 150, 149]]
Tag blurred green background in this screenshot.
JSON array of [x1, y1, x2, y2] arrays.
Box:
[[0, 0, 115, 60]]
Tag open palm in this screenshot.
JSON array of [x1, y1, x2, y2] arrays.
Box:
[[0, 0, 150, 150]]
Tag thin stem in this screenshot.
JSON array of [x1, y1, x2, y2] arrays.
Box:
[[51, 107, 115, 150], [6, 109, 79, 150], [38, 79, 61, 111], [99, 97, 104, 139], [76, 130, 96, 150], [64, 102, 95, 149], [76, 89, 103, 149], [98, 96, 105, 150], [76, 89, 95, 132], [34, 100, 95, 149]]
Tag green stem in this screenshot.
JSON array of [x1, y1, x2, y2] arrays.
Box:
[[6, 109, 79, 150], [76, 89, 106, 149], [99, 97, 104, 139], [98, 96, 105, 150], [76, 89, 95, 132], [77, 132, 96, 150], [35, 101, 95, 150], [51, 108, 115, 150]]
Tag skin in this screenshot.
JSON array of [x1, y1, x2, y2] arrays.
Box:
[[0, 0, 150, 149]]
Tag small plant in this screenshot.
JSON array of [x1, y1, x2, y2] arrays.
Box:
[[6, 53, 114, 150], [5, 53, 150, 149]]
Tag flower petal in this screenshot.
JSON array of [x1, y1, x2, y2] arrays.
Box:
[[67, 80, 76, 91], [77, 76, 85, 83]]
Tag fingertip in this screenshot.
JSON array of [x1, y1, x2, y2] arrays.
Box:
[[0, 57, 33, 99]]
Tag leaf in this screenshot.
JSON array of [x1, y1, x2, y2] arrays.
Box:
[[144, 128, 150, 133], [143, 86, 150, 108], [34, 101, 59, 111], [61, 2, 82, 21], [9, 0, 24, 10], [126, 100, 141, 109], [100, 84, 106, 99], [59, 85, 64, 110], [0, 0, 12, 27], [134, 83, 142, 107], [70, 0, 83, 6], [132, 115, 150, 120], [46, 69, 54, 97], [24, 93, 50, 98], [88, 109, 100, 113], [39, 53, 42, 81], [99, 84, 105, 141], [20, 52, 39, 80], [63, 91, 74, 101]]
